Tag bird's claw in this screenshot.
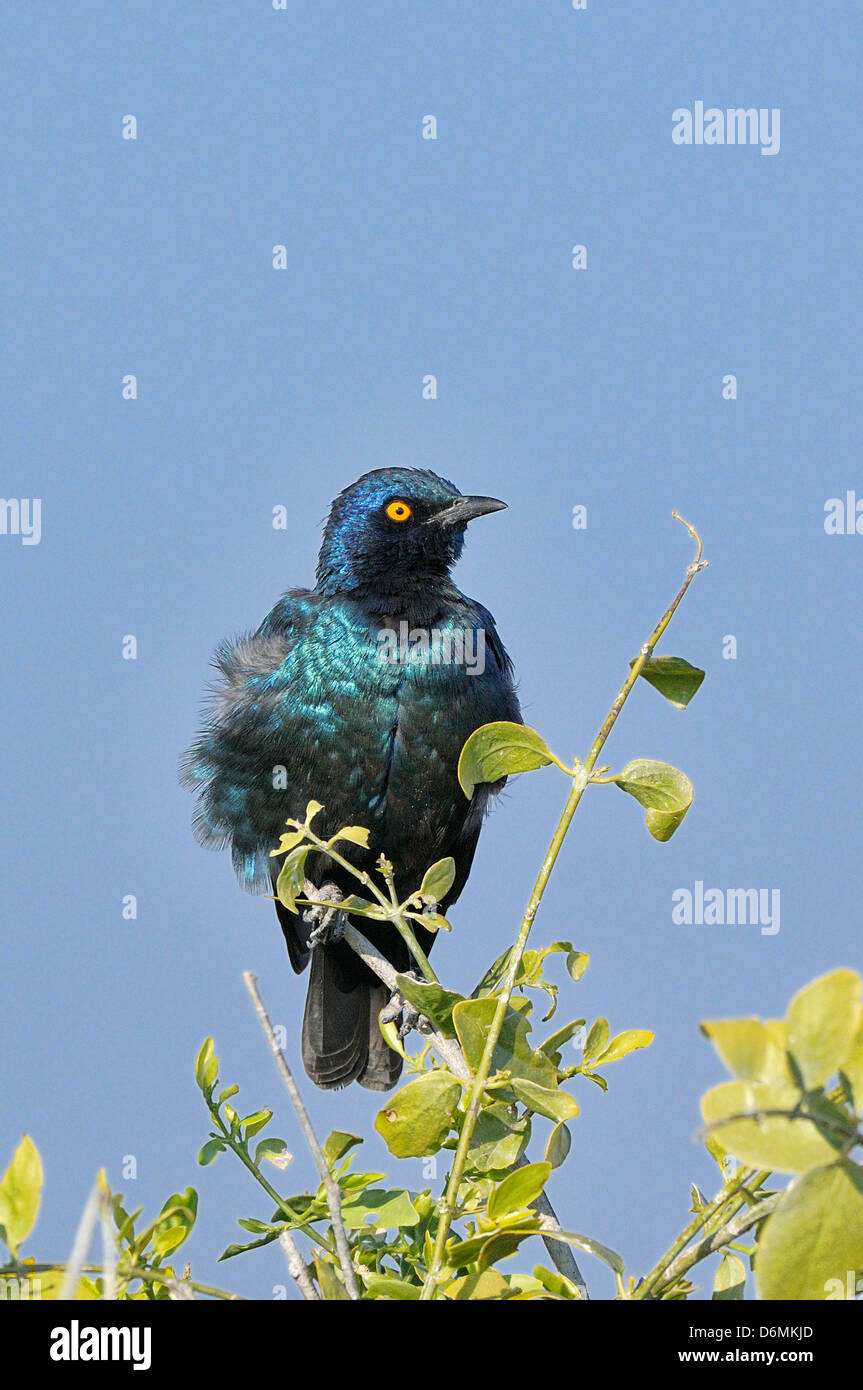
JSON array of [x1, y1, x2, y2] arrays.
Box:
[[302, 880, 347, 947], [379, 972, 433, 1039], [399, 1003, 432, 1039]]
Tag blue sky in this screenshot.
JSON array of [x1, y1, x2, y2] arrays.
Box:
[[2, 1, 861, 1299]]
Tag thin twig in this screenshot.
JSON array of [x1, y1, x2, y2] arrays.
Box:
[[167, 1279, 196, 1300], [98, 1183, 118, 1300], [342, 923, 468, 1080], [280, 1230, 319, 1301], [60, 1181, 100, 1301], [633, 1165, 769, 1300], [645, 1194, 781, 1296], [242, 971, 361, 1301], [18, 1261, 239, 1300]]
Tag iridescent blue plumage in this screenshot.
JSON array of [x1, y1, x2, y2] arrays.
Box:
[[182, 468, 521, 1089]]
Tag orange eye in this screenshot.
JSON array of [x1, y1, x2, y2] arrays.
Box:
[[385, 499, 412, 522]]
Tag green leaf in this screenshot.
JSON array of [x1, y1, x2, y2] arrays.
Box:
[[786, 969, 862, 1090], [418, 857, 456, 904], [0, 1136, 43, 1254], [539, 1019, 585, 1065], [340, 1188, 421, 1230], [197, 1140, 225, 1167], [566, 950, 590, 982], [237, 1217, 278, 1234], [242, 1109, 272, 1138], [458, 722, 555, 799], [394, 974, 464, 1038], [533, 1263, 584, 1300], [595, 1029, 654, 1066], [338, 894, 384, 916], [194, 1037, 218, 1092], [545, 1123, 572, 1170], [488, 1162, 552, 1222], [329, 825, 371, 848], [444, 1269, 510, 1300], [471, 947, 514, 997], [713, 1253, 746, 1300], [323, 1131, 362, 1166], [275, 845, 312, 913], [447, 1222, 540, 1269], [701, 1080, 844, 1172], [152, 1188, 197, 1259], [613, 759, 694, 841], [219, 1230, 281, 1261], [255, 1137, 289, 1165], [583, 1018, 609, 1062], [467, 1104, 531, 1174], [417, 911, 451, 933], [543, 1229, 625, 1275], [506, 1078, 580, 1123], [633, 655, 705, 709], [374, 1071, 462, 1158], [313, 1255, 351, 1300], [477, 1227, 542, 1271], [756, 1160, 863, 1301], [152, 1225, 188, 1257], [217, 1084, 239, 1104], [453, 997, 559, 1088], [701, 1018, 792, 1085], [339, 1172, 384, 1193], [363, 1274, 421, 1300], [583, 1071, 608, 1093], [269, 826, 306, 857], [841, 1010, 863, 1112], [158, 1188, 197, 1228]]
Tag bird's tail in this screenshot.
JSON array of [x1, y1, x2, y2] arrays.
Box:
[[301, 947, 403, 1091]]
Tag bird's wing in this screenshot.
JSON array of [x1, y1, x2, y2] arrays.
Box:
[[180, 588, 325, 891]]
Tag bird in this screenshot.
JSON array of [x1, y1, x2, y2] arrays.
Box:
[[182, 467, 521, 1091]]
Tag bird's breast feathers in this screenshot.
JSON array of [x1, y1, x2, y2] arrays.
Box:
[[183, 588, 519, 888]]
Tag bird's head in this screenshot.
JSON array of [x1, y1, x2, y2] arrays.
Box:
[[315, 467, 507, 596]]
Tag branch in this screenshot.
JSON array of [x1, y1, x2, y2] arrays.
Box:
[[632, 1165, 770, 1300], [59, 1181, 100, 1301], [645, 1193, 781, 1296], [420, 513, 708, 1300], [343, 923, 586, 1292], [342, 923, 468, 1080], [242, 971, 361, 1301], [279, 1230, 319, 1301]]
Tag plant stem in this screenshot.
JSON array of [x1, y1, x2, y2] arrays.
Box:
[[299, 834, 441, 983], [652, 1193, 780, 1293], [342, 923, 584, 1288], [632, 1166, 770, 1299], [208, 1107, 333, 1254], [243, 971, 362, 1300], [279, 1230, 319, 1301], [419, 514, 707, 1300], [343, 923, 468, 1079], [13, 1261, 240, 1301]]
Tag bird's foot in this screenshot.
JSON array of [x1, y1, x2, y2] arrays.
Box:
[[301, 879, 347, 947], [379, 972, 433, 1039]]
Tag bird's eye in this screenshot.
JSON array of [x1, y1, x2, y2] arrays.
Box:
[[385, 499, 412, 523]]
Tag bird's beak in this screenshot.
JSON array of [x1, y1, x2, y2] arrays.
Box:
[[432, 495, 508, 528]]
